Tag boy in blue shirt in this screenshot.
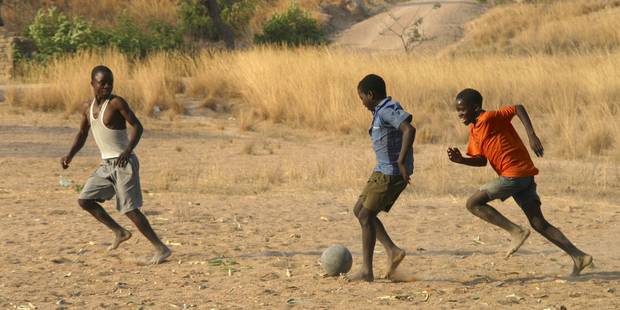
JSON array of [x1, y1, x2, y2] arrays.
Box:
[[347, 74, 416, 282]]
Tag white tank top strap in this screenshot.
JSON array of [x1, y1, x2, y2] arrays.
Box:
[[99, 97, 110, 125], [89, 98, 96, 123]]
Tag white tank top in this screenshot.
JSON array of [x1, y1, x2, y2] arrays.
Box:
[[90, 97, 130, 159]]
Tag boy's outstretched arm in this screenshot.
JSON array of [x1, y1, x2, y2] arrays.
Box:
[[398, 121, 416, 184], [447, 147, 487, 166], [60, 105, 90, 169], [515, 104, 544, 157]]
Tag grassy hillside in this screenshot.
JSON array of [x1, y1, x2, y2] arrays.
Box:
[[449, 0, 620, 55]]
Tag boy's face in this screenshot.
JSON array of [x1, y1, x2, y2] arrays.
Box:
[[358, 88, 375, 111], [455, 99, 477, 125], [91, 71, 114, 99]]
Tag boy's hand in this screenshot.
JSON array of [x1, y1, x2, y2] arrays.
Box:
[[398, 161, 410, 184], [116, 150, 132, 168], [447, 147, 464, 163], [60, 155, 71, 169], [528, 134, 544, 157]]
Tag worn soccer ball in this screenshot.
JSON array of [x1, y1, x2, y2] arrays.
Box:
[[320, 245, 353, 276]]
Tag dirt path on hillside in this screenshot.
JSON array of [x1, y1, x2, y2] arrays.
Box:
[[332, 0, 485, 54], [1, 109, 619, 309]]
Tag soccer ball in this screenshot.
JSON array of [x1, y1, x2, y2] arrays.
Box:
[[320, 245, 353, 276]]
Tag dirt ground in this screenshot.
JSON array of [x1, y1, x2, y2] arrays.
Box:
[[1, 106, 619, 309]]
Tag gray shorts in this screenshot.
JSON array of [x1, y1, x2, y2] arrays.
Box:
[[481, 176, 541, 208], [79, 154, 143, 214]]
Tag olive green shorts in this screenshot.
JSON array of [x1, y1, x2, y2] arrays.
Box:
[[359, 171, 407, 213]]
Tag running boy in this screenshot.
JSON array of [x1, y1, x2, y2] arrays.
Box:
[[60, 65, 171, 264], [347, 74, 416, 282], [447, 88, 592, 276]]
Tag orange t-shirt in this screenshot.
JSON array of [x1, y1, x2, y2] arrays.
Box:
[[466, 105, 539, 177]]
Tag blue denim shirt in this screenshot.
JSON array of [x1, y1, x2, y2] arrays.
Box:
[[369, 97, 414, 176]]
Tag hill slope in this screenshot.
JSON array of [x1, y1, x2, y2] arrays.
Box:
[[331, 0, 485, 53]]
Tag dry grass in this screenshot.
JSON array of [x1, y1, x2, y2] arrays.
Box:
[[7, 0, 620, 161], [8, 46, 620, 160], [7, 49, 184, 115], [184, 47, 620, 160], [450, 0, 620, 55]]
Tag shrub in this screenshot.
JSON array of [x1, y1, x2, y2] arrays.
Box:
[[16, 7, 183, 62], [254, 3, 326, 46], [19, 7, 98, 62], [178, 0, 256, 40], [106, 16, 183, 58]]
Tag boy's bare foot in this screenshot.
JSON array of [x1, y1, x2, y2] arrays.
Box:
[[107, 229, 132, 251], [505, 228, 530, 259], [384, 248, 406, 280], [346, 270, 374, 282], [571, 254, 593, 276], [148, 246, 172, 265]]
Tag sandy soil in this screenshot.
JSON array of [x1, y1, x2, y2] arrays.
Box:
[[332, 0, 485, 53], [1, 106, 619, 309]]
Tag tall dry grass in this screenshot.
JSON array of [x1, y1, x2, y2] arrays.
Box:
[[450, 0, 620, 55], [187, 47, 620, 159], [8, 46, 620, 160], [7, 49, 184, 115]]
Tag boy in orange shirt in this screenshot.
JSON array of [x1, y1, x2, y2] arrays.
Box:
[[447, 88, 592, 276]]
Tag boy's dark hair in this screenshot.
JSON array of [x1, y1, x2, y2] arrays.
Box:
[[456, 88, 483, 108], [91, 65, 113, 80], [358, 74, 386, 98]]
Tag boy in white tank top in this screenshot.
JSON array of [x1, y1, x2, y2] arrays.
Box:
[[61, 65, 171, 264]]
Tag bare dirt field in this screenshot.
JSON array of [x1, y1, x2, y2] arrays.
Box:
[[1, 106, 619, 309]]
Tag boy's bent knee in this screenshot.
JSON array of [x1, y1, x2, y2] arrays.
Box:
[[78, 199, 96, 210], [357, 208, 376, 226], [466, 191, 490, 212], [353, 200, 364, 218], [124, 209, 142, 218], [465, 198, 479, 212], [529, 217, 550, 233]]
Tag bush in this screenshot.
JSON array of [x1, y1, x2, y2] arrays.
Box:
[[179, 0, 214, 40], [20, 7, 98, 62], [255, 3, 326, 46], [16, 7, 183, 62], [106, 16, 182, 58], [179, 0, 256, 40]]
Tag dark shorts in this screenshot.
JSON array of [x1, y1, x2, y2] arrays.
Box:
[[481, 176, 541, 208], [359, 171, 407, 213]]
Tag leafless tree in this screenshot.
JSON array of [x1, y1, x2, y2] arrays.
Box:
[[379, 3, 441, 52]]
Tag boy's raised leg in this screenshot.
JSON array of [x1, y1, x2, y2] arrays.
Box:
[[466, 191, 530, 258], [78, 199, 132, 251], [519, 202, 592, 276], [125, 209, 171, 264]]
